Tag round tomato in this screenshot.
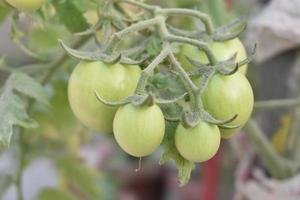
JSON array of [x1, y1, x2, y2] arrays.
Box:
[[175, 121, 220, 162], [68, 61, 141, 133], [201, 73, 254, 138], [6, 0, 46, 12], [113, 104, 165, 157], [178, 38, 247, 74]]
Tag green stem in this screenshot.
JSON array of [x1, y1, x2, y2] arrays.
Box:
[[161, 8, 214, 35], [206, 0, 228, 26], [254, 98, 300, 110], [119, 0, 157, 12], [16, 131, 25, 200], [16, 36, 92, 200], [166, 34, 218, 65], [106, 18, 159, 53], [244, 119, 299, 179], [135, 45, 169, 94]]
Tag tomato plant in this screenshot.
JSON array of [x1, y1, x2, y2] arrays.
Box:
[[3, 0, 280, 192], [113, 103, 165, 157], [175, 121, 221, 162], [68, 61, 141, 133], [6, 0, 45, 12], [178, 38, 248, 74], [201, 72, 254, 138]]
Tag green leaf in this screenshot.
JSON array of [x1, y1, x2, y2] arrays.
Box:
[[57, 156, 102, 199], [159, 122, 195, 186], [37, 188, 78, 200], [0, 72, 48, 147], [53, 0, 89, 33]]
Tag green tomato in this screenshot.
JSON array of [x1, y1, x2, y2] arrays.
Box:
[[113, 104, 165, 157], [178, 38, 248, 74], [6, 0, 46, 12], [68, 61, 141, 133], [201, 73, 254, 139], [175, 121, 220, 162]]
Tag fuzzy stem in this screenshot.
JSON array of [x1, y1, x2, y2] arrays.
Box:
[[161, 8, 214, 35], [106, 18, 159, 53], [135, 45, 169, 94], [165, 34, 218, 65], [119, 0, 157, 12]]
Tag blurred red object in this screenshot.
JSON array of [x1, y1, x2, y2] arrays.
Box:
[[201, 144, 222, 200]]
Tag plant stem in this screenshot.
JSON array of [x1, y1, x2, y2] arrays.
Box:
[[254, 98, 300, 110], [135, 45, 169, 94], [120, 0, 157, 12], [244, 119, 299, 179], [106, 18, 159, 53], [166, 34, 218, 65], [161, 8, 214, 34], [15, 131, 25, 200], [16, 35, 92, 200]]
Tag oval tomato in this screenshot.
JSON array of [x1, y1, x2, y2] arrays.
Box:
[[178, 38, 247, 74], [6, 0, 46, 12], [68, 61, 141, 133], [175, 121, 220, 162], [113, 104, 165, 157], [201, 73, 254, 138]]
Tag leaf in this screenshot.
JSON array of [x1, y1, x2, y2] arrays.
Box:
[[0, 72, 48, 148], [37, 188, 78, 200], [159, 122, 195, 186], [53, 0, 89, 33]]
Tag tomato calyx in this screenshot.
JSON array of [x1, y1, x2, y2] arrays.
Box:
[[59, 40, 149, 65], [212, 18, 247, 42]]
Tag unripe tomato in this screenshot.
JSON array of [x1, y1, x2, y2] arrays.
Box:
[[201, 73, 254, 138], [175, 121, 220, 162], [6, 0, 46, 12], [178, 38, 247, 74], [113, 104, 165, 157], [68, 61, 141, 133]]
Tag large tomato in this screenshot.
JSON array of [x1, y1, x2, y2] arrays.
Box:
[[201, 73, 254, 138], [6, 0, 46, 12], [175, 121, 220, 162], [178, 38, 247, 74], [68, 61, 141, 133], [113, 104, 165, 157]]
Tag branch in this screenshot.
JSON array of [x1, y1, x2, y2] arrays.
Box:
[[161, 8, 214, 35], [166, 34, 218, 65], [254, 98, 300, 110], [119, 0, 157, 12], [106, 18, 159, 53], [244, 119, 299, 179]]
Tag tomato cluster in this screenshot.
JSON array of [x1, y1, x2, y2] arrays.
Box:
[[6, 0, 46, 12], [68, 38, 253, 162]]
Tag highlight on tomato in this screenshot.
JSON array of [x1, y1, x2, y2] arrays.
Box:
[[113, 103, 165, 157], [175, 121, 221, 162], [68, 61, 141, 133], [201, 72, 254, 138]]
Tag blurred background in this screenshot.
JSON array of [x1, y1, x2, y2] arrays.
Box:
[[1, 0, 300, 199]]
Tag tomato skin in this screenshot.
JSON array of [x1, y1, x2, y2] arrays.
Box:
[[6, 0, 46, 12], [113, 104, 165, 157], [178, 38, 247, 74], [175, 121, 220, 162], [201, 73, 254, 138], [68, 61, 141, 133]]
